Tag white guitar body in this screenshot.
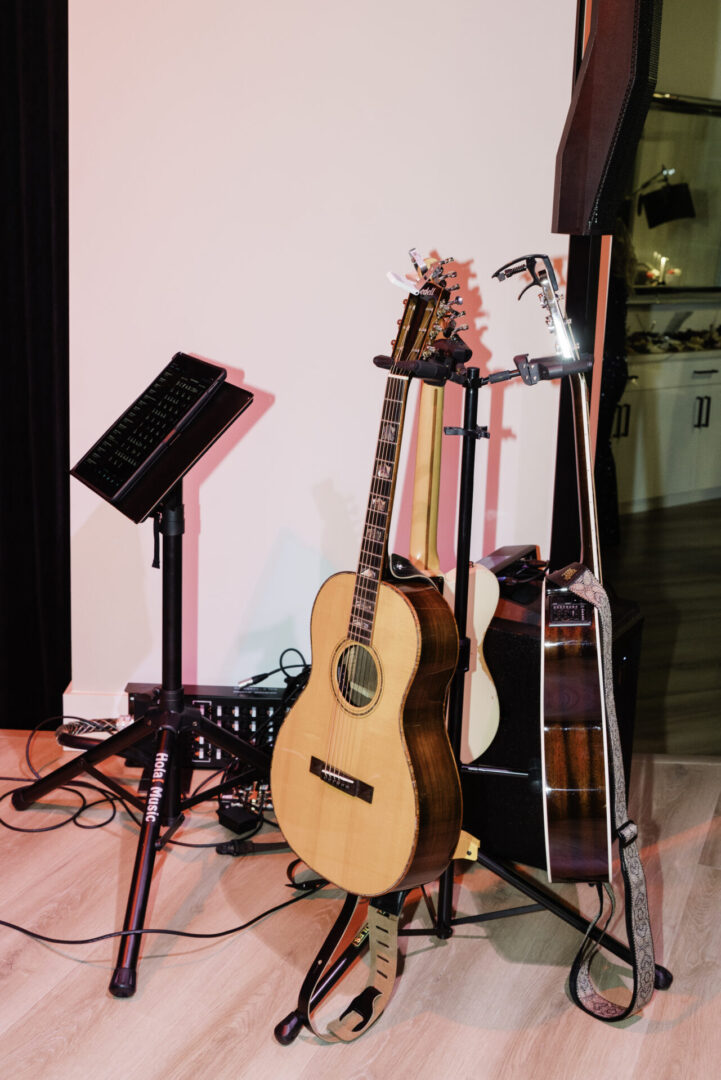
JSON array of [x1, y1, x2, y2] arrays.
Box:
[[443, 563, 500, 762], [409, 377, 500, 764]]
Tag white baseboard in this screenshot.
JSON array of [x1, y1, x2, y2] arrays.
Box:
[[62, 684, 130, 722]]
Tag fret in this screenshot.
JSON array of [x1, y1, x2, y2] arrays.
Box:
[[348, 370, 410, 643], [345, 268, 445, 647]]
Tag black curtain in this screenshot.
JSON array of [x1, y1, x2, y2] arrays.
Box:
[[0, 2, 70, 728]]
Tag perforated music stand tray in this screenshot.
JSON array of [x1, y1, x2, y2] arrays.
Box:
[[71, 351, 253, 522]]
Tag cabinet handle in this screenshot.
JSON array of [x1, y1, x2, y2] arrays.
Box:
[[612, 402, 631, 438], [692, 369, 719, 376], [694, 396, 704, 428], [702, 395, 711, 428]]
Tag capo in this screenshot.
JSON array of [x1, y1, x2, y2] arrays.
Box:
[[492, 252, 560, 298]]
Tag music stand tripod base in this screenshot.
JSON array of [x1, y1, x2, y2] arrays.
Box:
[[12, 356, 258, 996]]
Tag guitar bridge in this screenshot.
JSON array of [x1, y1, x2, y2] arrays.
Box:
[[309, 756, 374, 804]]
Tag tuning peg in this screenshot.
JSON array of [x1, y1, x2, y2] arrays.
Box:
[[439, 257, 454, 265], [443, 271, 458, 279], [451, 295, 464, 305], [448, 284, 461, 292], [455, 323, 469, 332]]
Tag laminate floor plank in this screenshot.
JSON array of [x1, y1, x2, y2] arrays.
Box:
[[1, 734, 720, 1079]]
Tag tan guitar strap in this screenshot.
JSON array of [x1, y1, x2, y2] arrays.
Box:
[[557, 563, 656, 1021], [299, 892, 403, 1043]]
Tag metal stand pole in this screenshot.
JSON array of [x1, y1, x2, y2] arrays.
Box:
[[109, 481, 188, 996]]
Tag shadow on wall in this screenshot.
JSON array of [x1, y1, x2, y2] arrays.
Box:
[[481, 252, 567, 557], [394, 251, 568, 567], [182, 361, 275, 684], [71, 502, 153, 690], [393, 253, 496, 567]]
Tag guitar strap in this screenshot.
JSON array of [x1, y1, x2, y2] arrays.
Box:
[[298, 891, 404, 1042], [552, 562, 656, 1021]]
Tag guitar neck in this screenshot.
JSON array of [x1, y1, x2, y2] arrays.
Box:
[[409, 382, 444, 577], [537, 266, 602, 583], [349, 373, 411, 643], [569, 370, 602, 582]]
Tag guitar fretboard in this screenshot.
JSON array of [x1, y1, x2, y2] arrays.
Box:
[[348, 374, 409, 644]]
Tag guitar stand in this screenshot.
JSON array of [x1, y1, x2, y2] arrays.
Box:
[[12, 481, 271, 997], [274, 350, 671, 1043]]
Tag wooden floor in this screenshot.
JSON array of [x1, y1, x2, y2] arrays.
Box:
[[1, 731, 720, 1079], [604, 497, 721, 756]]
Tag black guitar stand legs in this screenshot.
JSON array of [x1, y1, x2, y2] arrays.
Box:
[[436, 361, 672, 990], [12, 482, 271, 996]]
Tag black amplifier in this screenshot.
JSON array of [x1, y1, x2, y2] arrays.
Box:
[[125, 682, 287, 768], [460, 546, 642, 871]]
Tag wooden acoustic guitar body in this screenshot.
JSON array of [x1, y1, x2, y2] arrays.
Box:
[[270, 571, 461, 897], [541, 578, 612, 883]]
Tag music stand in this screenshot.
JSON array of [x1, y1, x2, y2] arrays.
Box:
[[12, 353, 270, 997]]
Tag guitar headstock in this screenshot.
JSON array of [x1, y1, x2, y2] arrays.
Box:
[[493, 253, 579, 362], [387, 250, 467, 371]]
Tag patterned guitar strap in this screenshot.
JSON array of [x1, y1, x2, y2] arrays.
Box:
[[552, 562, 656, 1020]]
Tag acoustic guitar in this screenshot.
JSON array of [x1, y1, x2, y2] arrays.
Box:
[[271, 257, 462, 898], [408, 358, 500, 762], [535, 260, 613, 883]]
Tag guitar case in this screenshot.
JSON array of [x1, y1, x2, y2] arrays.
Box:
[[460, 545, 642, 871]]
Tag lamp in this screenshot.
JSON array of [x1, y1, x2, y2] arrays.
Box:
[[635, 165, 695, 227]]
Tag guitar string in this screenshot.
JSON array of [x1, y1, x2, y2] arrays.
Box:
[[326, 280, 438, 794], [325, 375, 390, 777], [336, 297, 432, 782], [351, 374, 404, 774], [328, 372, 404, 782], [328, 365, 408, 784]]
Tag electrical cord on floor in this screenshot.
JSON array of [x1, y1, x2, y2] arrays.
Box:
[[1, 647, 311, 841], [0, 872, 327, 949], [0, 665, 330, 959], [0, 715, 145, 835]]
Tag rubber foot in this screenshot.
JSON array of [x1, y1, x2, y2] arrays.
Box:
[[274, 1011, 303, 1045], [109, 967, 137, 998], [11, 789, 31, 811]]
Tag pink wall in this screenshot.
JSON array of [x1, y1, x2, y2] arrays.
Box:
[[66, 0, 576, 713]]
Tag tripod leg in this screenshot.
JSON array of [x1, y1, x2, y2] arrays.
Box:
[[109, 722, 179, 997], [11, 718, 153, 810]]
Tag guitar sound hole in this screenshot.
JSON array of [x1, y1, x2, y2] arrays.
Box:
[[336, 644, 379, 709]]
